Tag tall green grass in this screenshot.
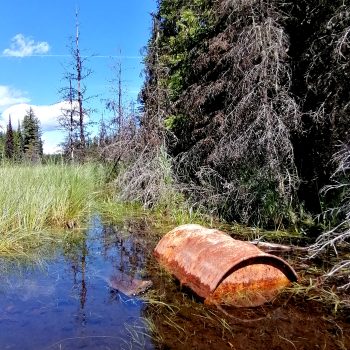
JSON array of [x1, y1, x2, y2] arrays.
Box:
[[0, 163, 103, 256]]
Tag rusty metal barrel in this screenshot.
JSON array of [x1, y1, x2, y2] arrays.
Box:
[[154, 224, 298, 307]]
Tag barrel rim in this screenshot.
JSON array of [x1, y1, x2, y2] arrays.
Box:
[[212, 254, 298, 294]]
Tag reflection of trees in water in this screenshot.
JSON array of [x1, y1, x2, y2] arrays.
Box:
[[79, 242, 87, 311], [100, 221, 150, 279], [59, 218, 154, 333], [63, 233, 88, 324]]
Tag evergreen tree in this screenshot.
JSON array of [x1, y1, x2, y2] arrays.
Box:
[[142, 0, 300, 225], [0, 131, 4, 160], [5, 116, 14, 160], [22, 108, 43, 162], [13, 121, 24, 161]]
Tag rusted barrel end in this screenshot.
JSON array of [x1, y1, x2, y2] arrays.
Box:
[[154, 224, 297, 307]]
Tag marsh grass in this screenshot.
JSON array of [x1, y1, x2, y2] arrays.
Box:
[[151, 200, 213, 230], [97, 198, 145, 225], [97, 193, 213, 239], [0, 163, 103, 256], [285, 280, 350, 314], [102, 146, 213, 232]]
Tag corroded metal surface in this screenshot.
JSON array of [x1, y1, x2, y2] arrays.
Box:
[[154, 224, 298, 307]]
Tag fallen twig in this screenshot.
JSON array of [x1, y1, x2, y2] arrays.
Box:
[[250, 240, 308, 252]]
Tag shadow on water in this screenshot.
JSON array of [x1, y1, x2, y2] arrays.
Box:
[[0, 215, 154, 350]]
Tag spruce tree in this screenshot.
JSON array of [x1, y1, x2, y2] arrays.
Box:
[[22, 108, 43, 162], [5, 116, 14, 160], [13, 121, 24, 161]]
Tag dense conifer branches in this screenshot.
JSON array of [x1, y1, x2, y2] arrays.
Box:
[[22, 108, 43, 162], [0, 108, 43, 162], [4, 116, 14, 160], [138, 0, 350, 286], [140, 0, 350, 227], [141, 0, 303, 225]]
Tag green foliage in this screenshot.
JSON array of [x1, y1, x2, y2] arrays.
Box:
[[156, 0, 215, 101], [167, 8, 213, 52], [167, 71, 184, 99], [140, 0, 350, 232], [4, 116, 14, 160], [22, 108, 43, 162], [0, 132, 4, 159], [164, 114, 187, 131], [13, 121, 24, 162]]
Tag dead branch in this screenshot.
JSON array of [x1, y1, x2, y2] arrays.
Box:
[[250, 240, 308, 253]]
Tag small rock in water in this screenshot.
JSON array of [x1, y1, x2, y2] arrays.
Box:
[[108, 272, 152, 296]]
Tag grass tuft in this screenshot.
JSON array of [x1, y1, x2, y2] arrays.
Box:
[[0, 163, 103, 256]]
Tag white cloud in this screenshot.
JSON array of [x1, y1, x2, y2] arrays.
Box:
[[2, 102, 60, 131], [0, 85, 30, 112], [1, 101, 79, 154], [41, 130, 65, 154], [3, 34, 50, 57]]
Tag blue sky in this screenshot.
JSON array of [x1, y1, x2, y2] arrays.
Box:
[[0, 0, 156, 153]]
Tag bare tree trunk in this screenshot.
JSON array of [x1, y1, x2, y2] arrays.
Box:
[[75, 11, 85, 151], [69, 78, 74, 161], [118, 59, 123, 137]]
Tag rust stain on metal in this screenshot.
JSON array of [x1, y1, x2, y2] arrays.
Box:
[[154, 224, 298, 307]]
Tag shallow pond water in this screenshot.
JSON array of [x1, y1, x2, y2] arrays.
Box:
[[0, 216, 154, 350], [0, 216, 349, 350]]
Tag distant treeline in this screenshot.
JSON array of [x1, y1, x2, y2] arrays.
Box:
[[137, 0, 350, 228], [0, 108, 43, 162]]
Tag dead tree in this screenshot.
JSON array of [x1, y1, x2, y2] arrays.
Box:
[[59, 77, 79, 161], [59, 9, 91, 161], [309, 144, 350, 290], [75, 11, 85, 151], [105, 56, 125, 139], [99, 57, 129, 168]]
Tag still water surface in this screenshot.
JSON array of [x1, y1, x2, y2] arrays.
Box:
[[1, 216, 350, 349], [0, 216, 153, 349]]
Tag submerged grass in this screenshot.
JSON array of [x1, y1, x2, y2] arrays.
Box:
[[0, 163, 104, 256]]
